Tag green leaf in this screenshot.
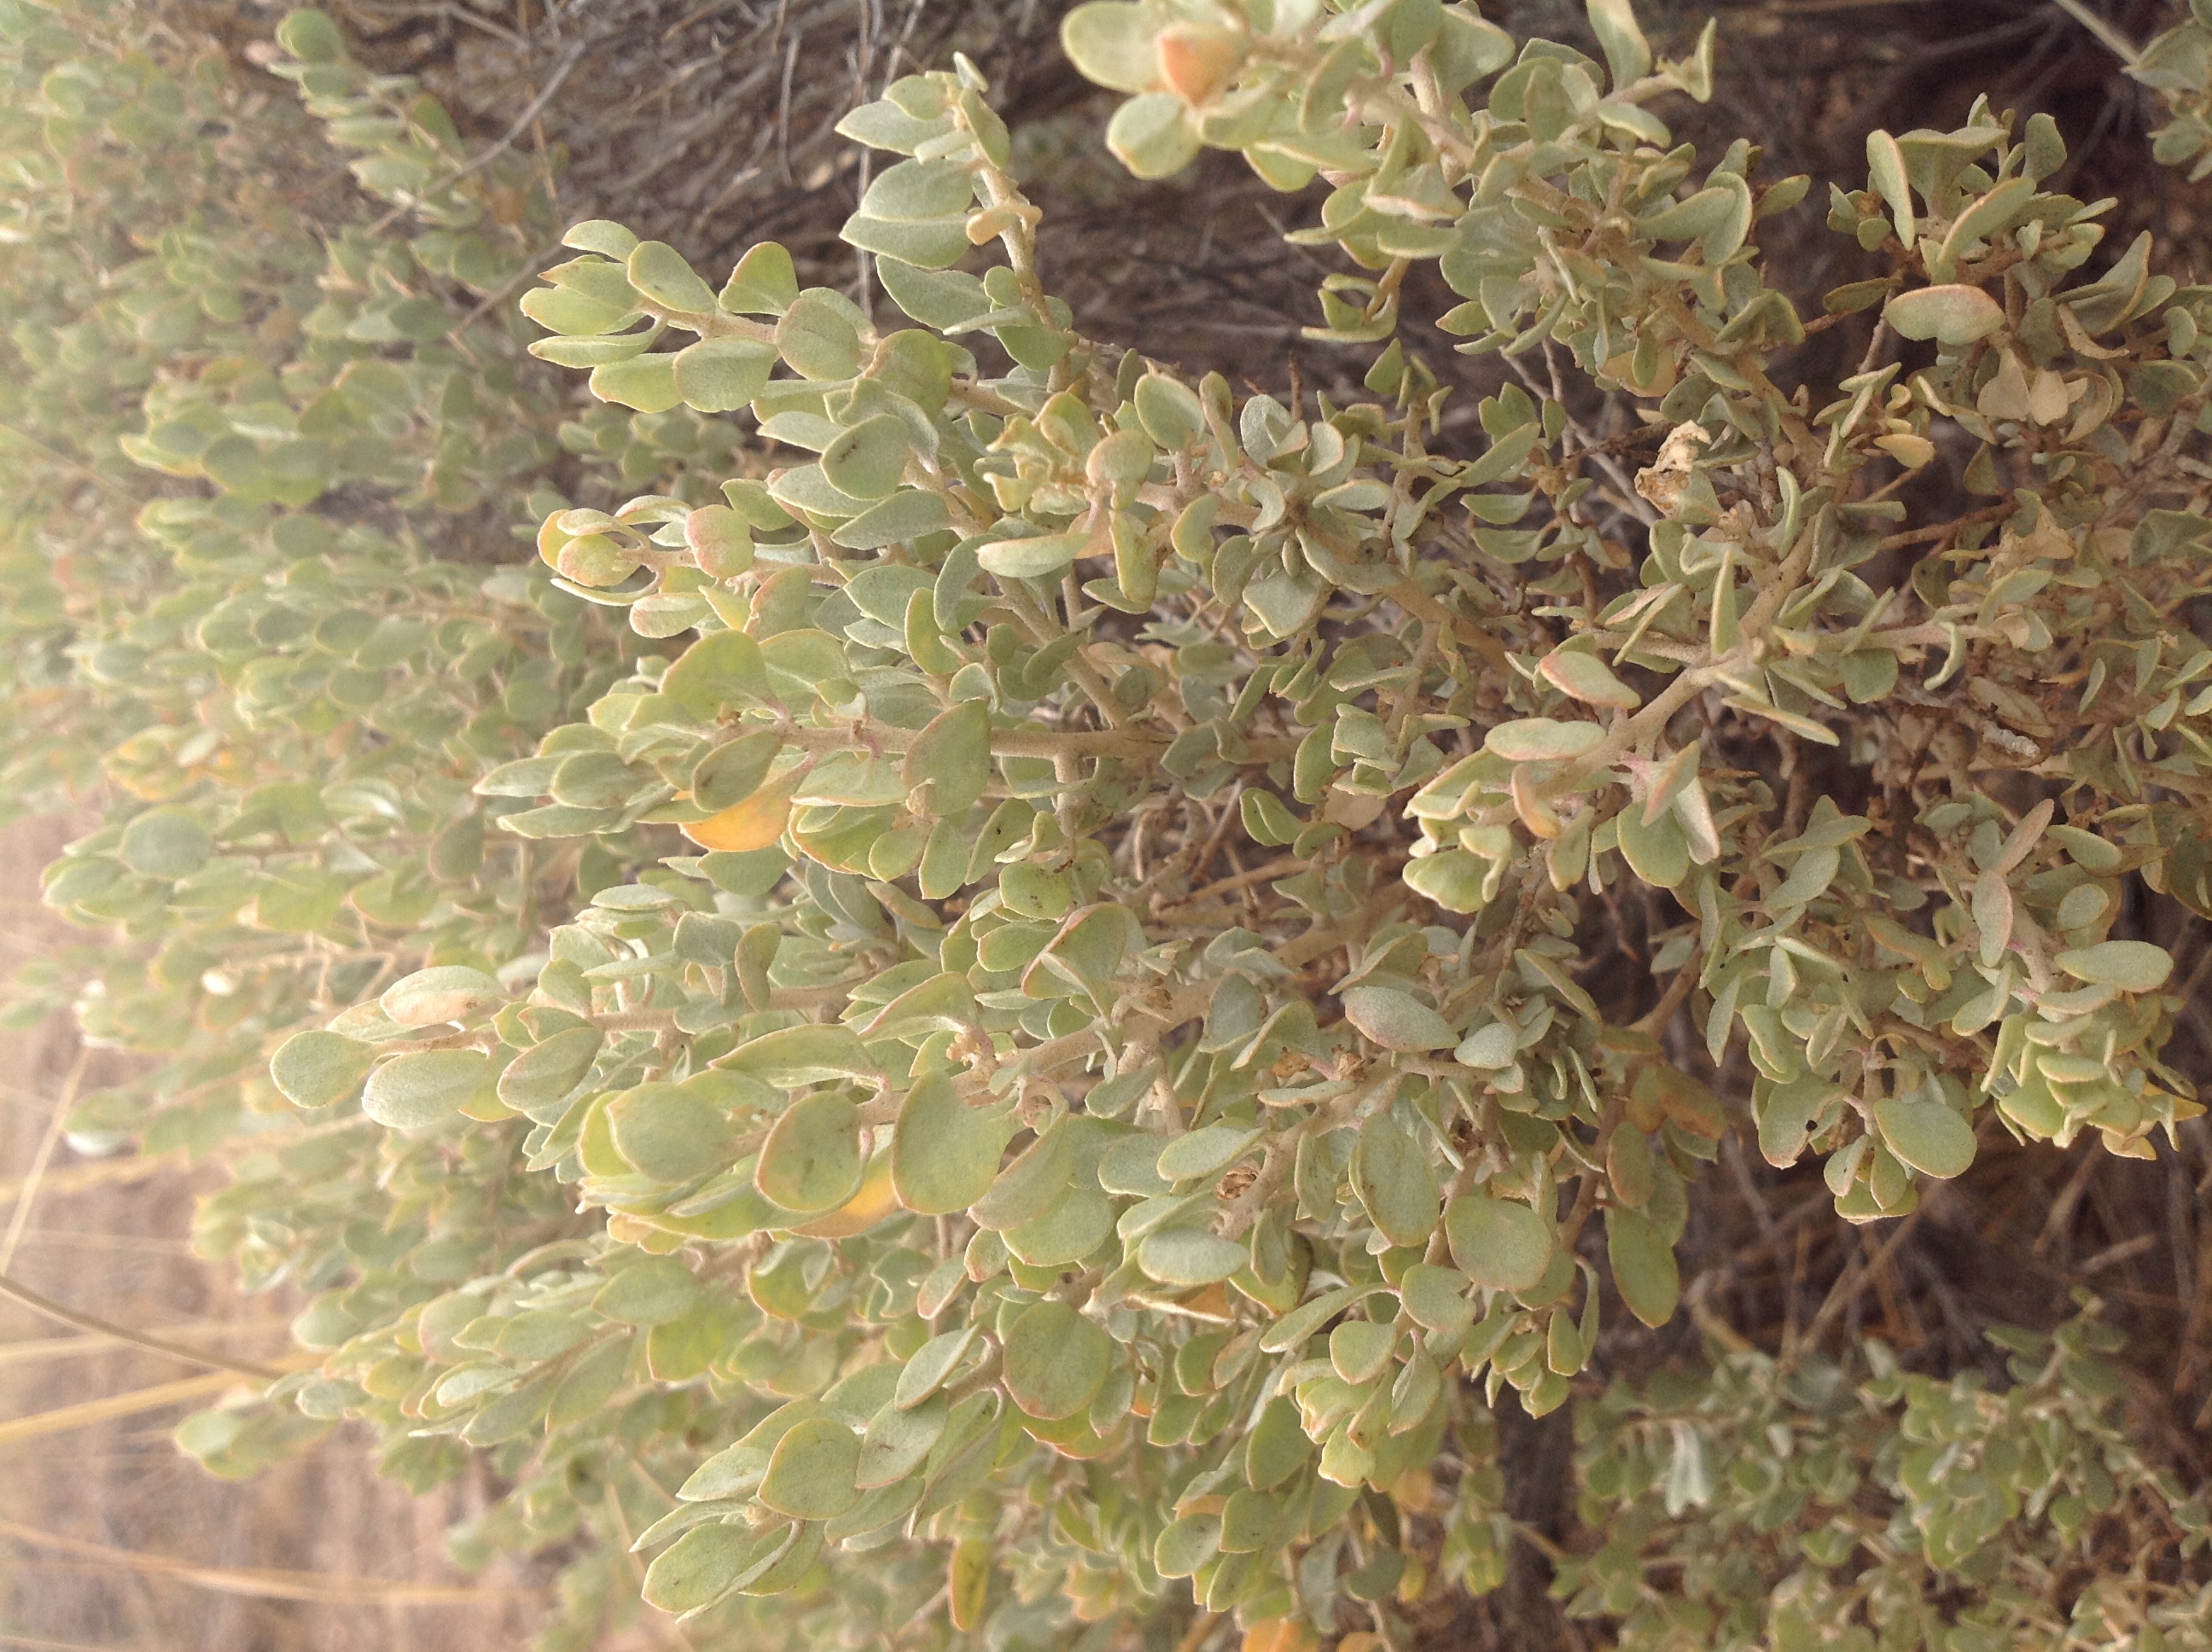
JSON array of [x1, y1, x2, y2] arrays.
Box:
[[1241, 789, 1301, 846], [820, 414, 911, 500], [118, 809, 212, 879], [861, 157, 974, 220], [1403, 850, 1496, 915], [362, 1050, 490, 1130], [841, 212, 971, 270], [691, 730, 783, 812], [1445, 1195, 1555, 1292], [1134, 373, 1205, 449], [271, 1030, 375, 1109], [1243, 1398, 1313, 1491], [521, 284, 635, 337], [834, 488, 952, 551], [1351, 1114, 1441, 1248], [1330, 1319, 1394, 1384], [1062, 3, 1157, 94], [1107, 93, 1202, 180], [896, 1324, 980, 1410], [497, 1027, 604, 1119], [1156, 1124, 1261, 1184], [1154, 1511, 1223, 1579], [661, 630, 772, 719], [977, 530, 1088, 579], [724, 1023, 878, 1085], [1606, 1205, 1680, 1327], [1137, 1225, 1250, 1285], [1002, 1300, 1112, 1420], [674, 339, 777, 413], [1883, 284, 2005, 345], [1342, 986, 1455, 1052], [758, 1416, 862, 1519], [777, 290, 863, 380], [719, 241, 800, 316], [1585, 0, 1652, 90], [891, 1074, 1016, 1215], [1538, 649, 1640, 710], [589, 354, 683, 412], [1636, 185, 1740, 243], [903, 698, 991, 816], [857, 1393, 946, 1489], [875, 259, 992, 329], [1615, 801, 1690, 888], [381, 965, 504, 1027], [593, 1255, 703, 1326], [970, 1123, 1072, 1231], [276, 9, 346, 61], [643, 1521, 791, 1614], [609, 1082, 738, 1182], [1259, 1283, 1388, 1352], [2053, 940, 2174, 992], [562, 220, 639, 259], [1485, 718, 1605, 762], [1397, 1263, 1475, 1334], [1866, 129, 1916, 245], [1871, 1096, 1976, 1179], [1007, 1184, 1115, 1267], [755, 1091, 864, 1214], [626, 241, 716, 313]]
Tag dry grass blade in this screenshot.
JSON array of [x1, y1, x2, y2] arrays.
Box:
[[0, 1271, 287, 1381], [0, 1155, 172, 1213], [0, 1052, 87, 1274], [0, 1520, 541, 1606], [0, 1371, 241, 1449], [0, 1319, 292, 1370]]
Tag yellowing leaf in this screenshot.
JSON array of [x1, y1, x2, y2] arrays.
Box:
[[681, 777, 794, 852]]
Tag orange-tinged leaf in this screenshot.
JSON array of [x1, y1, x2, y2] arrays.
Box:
[[1243, 1620, 1321, 1652], [789, 1148, 900, 1237], [1157, 24, 1241, 102], [681, 777, 793, 852]]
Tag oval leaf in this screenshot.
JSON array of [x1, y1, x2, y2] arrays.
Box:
[[2053, 939, 2173, 992], [362, 1050, 491, 1130], [1444, 1194, 1555, 1292], [1342, 986, 1455, 1052], [755, 1091, 864, 1214], [1871, 1096, 1977, 1179], [271, 1029, 376, 1110], [1883, 284, 2005, 345], [757, 1416, 862, 1519], [1002, 1300, 1112, 1421], [1606, 1205, 1681, 1328], [891, 1074, 1016, 1216]]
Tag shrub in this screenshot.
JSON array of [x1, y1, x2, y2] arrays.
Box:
[[9, 0, 2212, 1648]]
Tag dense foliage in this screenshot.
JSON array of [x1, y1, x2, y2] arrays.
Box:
[[8, 0, 2212, 1647]]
